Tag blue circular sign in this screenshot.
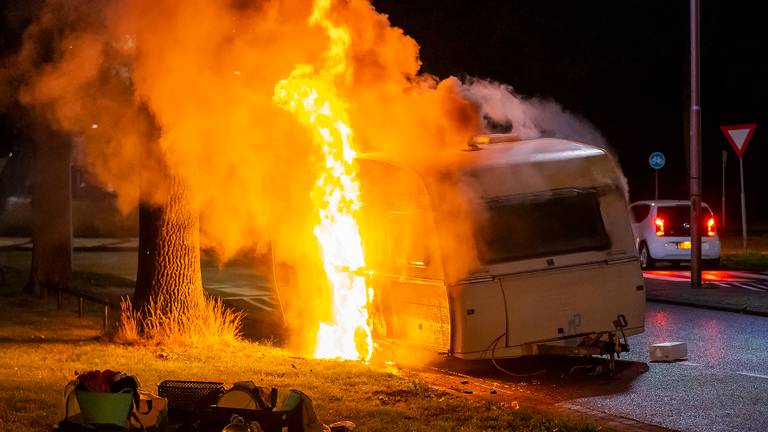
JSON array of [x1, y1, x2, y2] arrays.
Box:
[[649, 151, 666, 170]]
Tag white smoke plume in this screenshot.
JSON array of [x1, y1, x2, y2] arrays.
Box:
[[461, 78, 608, 148], [460, 78, 628, 196]]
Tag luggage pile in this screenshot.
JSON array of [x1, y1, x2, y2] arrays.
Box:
[[55, 378, 351, 432]]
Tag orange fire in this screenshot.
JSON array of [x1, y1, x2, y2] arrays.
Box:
[[15, 0, 481, 361], [273, 0, 373, 361]]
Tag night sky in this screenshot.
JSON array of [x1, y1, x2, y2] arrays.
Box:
[[2, 1, 767, 228], [376, 0, 767, 228]]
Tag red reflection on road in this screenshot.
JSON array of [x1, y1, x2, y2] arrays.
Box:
[[701, 319, 725, 364], [650, 310, 670, 327], [651, 270, 679, 277], [702, 271, 729, 281], [648, 310, 672, 343], [644, 270, 750, 283], [704, 319, 721, 335]]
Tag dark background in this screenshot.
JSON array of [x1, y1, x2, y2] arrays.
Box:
[[2, 1, 767, 231], [376, 0, 767, 231]]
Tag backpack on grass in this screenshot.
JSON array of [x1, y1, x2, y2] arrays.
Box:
[[175, 381, 323, 432]]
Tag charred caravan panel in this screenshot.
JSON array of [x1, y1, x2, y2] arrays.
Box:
[[358, 159, 451, 352], [373, 278, 450, 350]]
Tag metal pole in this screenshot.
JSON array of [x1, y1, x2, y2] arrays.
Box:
[[722, 151, 727, 229], [689, 0, 702, 289], [740, 157, 747, 254], [655, 170, 659, 200]]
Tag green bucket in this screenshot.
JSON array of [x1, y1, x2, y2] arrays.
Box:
[[76, 388, 133, 426]]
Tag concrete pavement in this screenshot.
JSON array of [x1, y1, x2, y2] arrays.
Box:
[[0, 239, 283, 329], [0, 236, 138, 251]]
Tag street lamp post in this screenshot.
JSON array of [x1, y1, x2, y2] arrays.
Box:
[[690, 0, 702, 289]]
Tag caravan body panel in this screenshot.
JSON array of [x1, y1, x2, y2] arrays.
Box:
[[356, 137, 645, 360]]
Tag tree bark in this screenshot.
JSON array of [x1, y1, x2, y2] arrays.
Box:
[[134, 174, 204, 319], [26, 126, 72, 298]]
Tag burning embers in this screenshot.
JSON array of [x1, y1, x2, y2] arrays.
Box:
[[273, 0, 373, 362]]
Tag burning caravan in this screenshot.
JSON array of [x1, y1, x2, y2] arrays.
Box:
[[354, 134, 645, 362]]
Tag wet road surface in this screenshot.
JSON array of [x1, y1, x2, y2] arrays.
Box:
[[414, 292, 768, 432], [450, 302, 768, 432], [565, 302, 768, 431], [644, 269, 768, 292]]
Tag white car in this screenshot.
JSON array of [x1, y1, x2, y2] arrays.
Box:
[[629, 200, 721, 269]]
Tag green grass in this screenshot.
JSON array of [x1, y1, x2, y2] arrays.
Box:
[[722, 250, 768, 269], [0, 267, 602, 432], [719, 234, 768, 269]]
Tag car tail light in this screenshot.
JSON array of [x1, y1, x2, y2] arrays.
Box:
[[707, 217, 716, 236], [655, 217, 665, 236]]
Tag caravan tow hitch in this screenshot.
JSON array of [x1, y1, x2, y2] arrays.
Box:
[[569, 314, 630, 376], [606, 314, 630, 375]]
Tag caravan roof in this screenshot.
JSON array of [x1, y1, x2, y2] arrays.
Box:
[[359, 136, 607, 171], [358, 136, 622, 199]]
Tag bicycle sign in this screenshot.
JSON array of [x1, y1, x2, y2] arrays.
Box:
[[648, 152, 665, 170]]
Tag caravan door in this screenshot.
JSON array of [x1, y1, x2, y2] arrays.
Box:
[[358, 159, 450, 352]]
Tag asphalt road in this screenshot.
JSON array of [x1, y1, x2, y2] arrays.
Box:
[[202, 265, 278, 315], [562, 302, 768, 432]]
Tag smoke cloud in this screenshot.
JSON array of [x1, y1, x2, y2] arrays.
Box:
[[461, 78, 627, 196], [2, 0, 619, 353], [462, 78, 608, 148]]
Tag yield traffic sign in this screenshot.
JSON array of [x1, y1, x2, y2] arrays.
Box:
[[721, 124, 757, 158], [721, 123, 757, 255]]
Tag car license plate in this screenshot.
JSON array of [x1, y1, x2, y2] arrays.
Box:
[[678, 241, 691, 249]]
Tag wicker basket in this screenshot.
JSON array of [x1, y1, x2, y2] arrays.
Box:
[[157, 380, 224, 413]]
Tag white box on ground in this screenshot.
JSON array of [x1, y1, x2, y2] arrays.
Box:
[[649, 342, 688, 361]]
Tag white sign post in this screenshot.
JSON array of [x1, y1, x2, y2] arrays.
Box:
[[721, 124, 757, 254], [721, 150, 727, 229]]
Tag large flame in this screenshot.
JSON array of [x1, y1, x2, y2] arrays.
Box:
[[14, 0, 482, 360], [273, 0, 373, 361]]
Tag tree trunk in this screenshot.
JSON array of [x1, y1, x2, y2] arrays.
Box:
[[26, 126, 72, 298], [134, 174, 204, 319]]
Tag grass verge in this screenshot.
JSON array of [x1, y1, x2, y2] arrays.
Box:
[[722, 250, 768, 269], [0, 268, 601, 432], [720, 234, 768, 269]]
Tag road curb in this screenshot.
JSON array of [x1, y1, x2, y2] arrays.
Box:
[[404, 367, 674, 432], [0, 244, 138, 252], [556, 401, 675, 432]]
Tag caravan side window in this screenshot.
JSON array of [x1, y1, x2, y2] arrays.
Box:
[[477, 189, 610, 264], [386, 211, 431, 269]]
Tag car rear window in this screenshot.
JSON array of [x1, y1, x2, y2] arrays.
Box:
[[657, 204, 713, 236], [476, 189, 611, 264]]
